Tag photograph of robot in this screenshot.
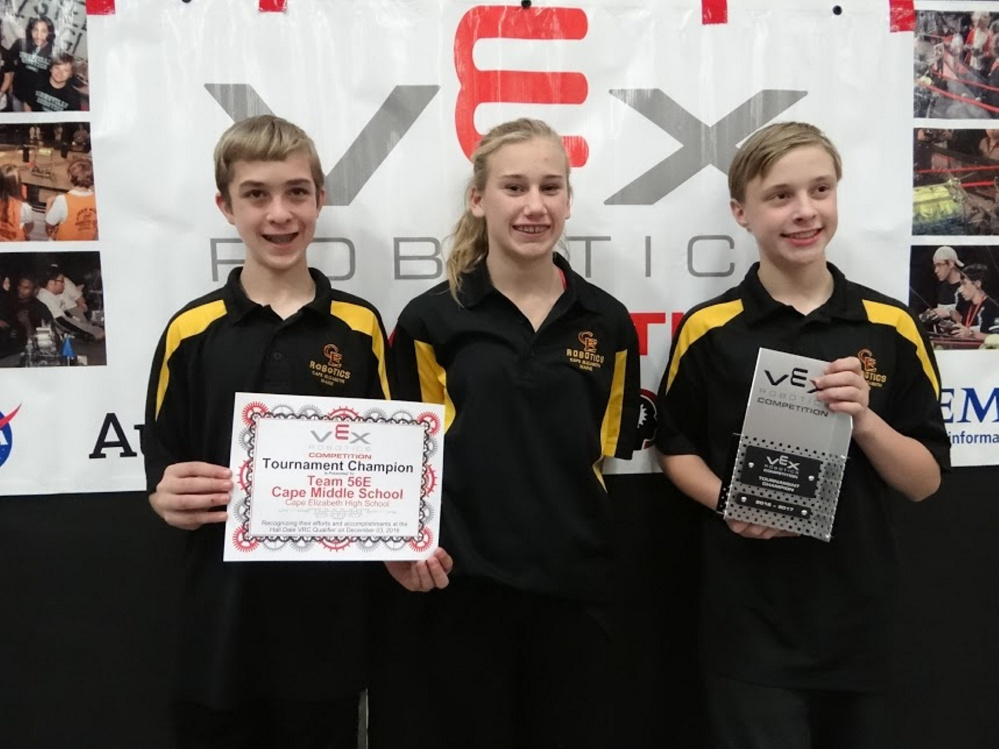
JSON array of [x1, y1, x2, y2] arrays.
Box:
[[0, 250, 105, 367], [909, 243, 999, 350], [915, 10, 999, 119], [912, 127, 999, 235]]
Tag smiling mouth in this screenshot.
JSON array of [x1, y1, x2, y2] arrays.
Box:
[[783, 229, 820, 240], [514, 225, 549, 234], [264, 232, 298, 244]]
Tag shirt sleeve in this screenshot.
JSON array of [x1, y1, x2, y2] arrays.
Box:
[[884, 310, 952, 471], [142, 327, 187, 494], [390, 306, 446, 406], [45, 194, 67, 226], [654, 312, 709, 459], [601, 311, 641, 460]]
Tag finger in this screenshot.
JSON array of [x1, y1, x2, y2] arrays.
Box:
[[413, 562, 435, 592], [165, 461, 233, 480], [432, 547, 454, 574], [424, 556, 450, 589], [165, 508, 228, 530], [161, 475, 234, 498], [159, 490, 231, 513]]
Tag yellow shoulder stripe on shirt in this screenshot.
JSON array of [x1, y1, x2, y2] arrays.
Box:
[[414, 340, 455, 432], [331, 301, 391, 399], [665, 299, 744, 392], [862, 300, 940, 396], [600, 348, 630, 458], [155, 299, 228, 417]]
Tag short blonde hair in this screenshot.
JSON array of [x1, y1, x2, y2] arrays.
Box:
[[446, 118, 570, 300], [67, 158, 94, 189], [728, 122, 842, 203], [213, 115, 324, 204]]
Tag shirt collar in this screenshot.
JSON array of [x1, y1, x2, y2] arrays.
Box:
[[739, 262, 868, 324], [457, 252, 600, 313], [224, 267, 332, 321]]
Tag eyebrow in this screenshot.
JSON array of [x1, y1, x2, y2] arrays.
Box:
[[237, 178, 313, 190], [496, 173, 566, 181]]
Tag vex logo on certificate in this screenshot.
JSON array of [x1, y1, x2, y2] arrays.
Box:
[[724, 349, 853, 542], [224, 392, 443, 561]]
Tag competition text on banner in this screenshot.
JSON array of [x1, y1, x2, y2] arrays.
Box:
[[225, 393, 443, 562]]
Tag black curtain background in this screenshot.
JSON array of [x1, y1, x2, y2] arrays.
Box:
[[1, 468, 995, 748]]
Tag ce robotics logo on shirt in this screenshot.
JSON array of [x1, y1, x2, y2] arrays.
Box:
[[0, 404, 22, 468]]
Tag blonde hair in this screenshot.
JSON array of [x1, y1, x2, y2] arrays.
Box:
[[728, 122, 842, 203], [446, 118, 570, 300], [67, 157, 94, 189], [0, 164, 22, 204], [214, 115, 324, 205]]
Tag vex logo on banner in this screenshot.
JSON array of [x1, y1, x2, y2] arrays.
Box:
[[206, 5, 806, 206], [0, 404, 22, 468]]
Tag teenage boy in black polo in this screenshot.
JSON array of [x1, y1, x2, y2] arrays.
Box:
[[655, 122, 949, 749], [144, 115, 449, 748]]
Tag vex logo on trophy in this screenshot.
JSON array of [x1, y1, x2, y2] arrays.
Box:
[[310, 343, 352, 387], [567, 331, 605, 371], [763, 366, 818, 393]]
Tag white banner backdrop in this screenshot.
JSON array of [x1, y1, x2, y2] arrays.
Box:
[[0, 1, 931, 494]]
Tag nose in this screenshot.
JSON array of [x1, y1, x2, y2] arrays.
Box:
[[523, 186, 546, 215], [791, 193, 817, 221], [266, 196, 293, 223]]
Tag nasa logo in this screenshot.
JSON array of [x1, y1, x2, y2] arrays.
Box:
[[0, 404, 22, 469]]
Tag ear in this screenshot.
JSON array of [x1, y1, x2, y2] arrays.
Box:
[[469, 186, 485, 218], [316, 187, 326, 215], [730, 198, 750, 231], [216, 192, 235, 225]]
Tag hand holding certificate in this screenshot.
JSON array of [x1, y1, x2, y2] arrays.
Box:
[[224, 392, 443, 562]]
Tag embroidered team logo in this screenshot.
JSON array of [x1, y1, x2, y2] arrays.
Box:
[[566, 330, 605, 371], [324, 343, 343, 367], [857, 348, 887, 388], [310, 343, 352, 386]]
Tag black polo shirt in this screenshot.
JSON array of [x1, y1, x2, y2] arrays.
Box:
[[143, 267, 390, 708], [656, 262, 950, 691], [391, 253, 640, 603]]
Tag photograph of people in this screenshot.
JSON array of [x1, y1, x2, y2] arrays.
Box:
[[25, 53, 82, 113], [931, 245, 965, 314], [915, 10, 999, 119], [951, 263, 999, 341], [382, 118, 640, 749], [8, 15, 54, 112], [45, 157, 96, 240], [0, 163, 33, 241]]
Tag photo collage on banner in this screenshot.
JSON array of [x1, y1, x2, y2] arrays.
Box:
[[914, 2, 999, 463], [0, 0, 99, 369]]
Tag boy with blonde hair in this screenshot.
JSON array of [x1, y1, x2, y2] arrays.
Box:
[[656, 122, 950, 748], [144, 115, 448, 747]]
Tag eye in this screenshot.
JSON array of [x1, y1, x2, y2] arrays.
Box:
[[243, 189, 266, 200], [288, 187, 313, 200], [504, 184, 524, 194], [542, 183, 563, 194]]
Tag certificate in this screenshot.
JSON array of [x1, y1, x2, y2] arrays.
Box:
[[722, 349, 853, 542], [224, 392, 443, 562]]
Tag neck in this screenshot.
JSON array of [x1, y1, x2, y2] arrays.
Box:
[[486, 251, 560, 299], [486, 251, 563, 330], [757, 260, 834, 315], [239, 263, 316, 319], [947, 269, 962, 283]]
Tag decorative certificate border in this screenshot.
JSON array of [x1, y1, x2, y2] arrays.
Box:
[[224, 394, 443, 561]]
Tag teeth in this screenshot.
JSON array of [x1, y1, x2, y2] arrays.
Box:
[[265, 233, 297, 243], [515, 226, 547, 234], [786, 230, 819, 239]]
